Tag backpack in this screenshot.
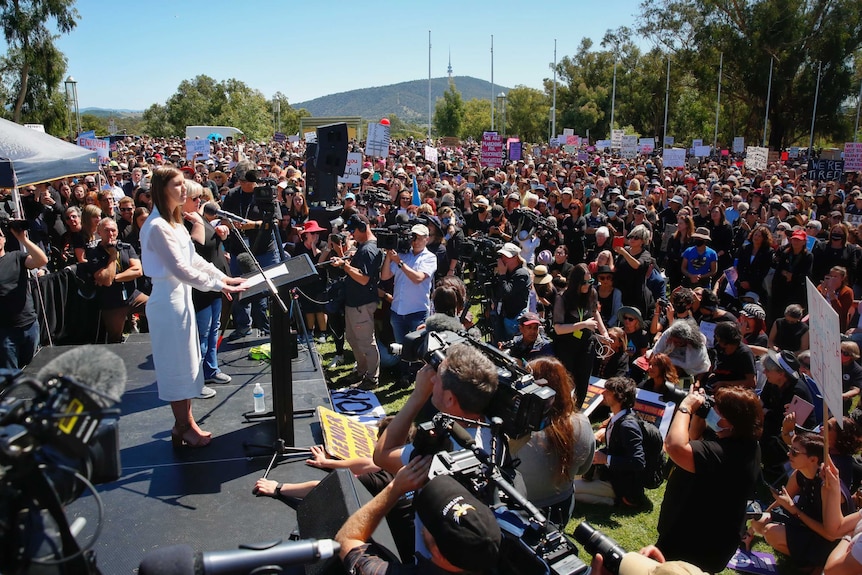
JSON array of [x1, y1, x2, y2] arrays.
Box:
[[636, 415, 667, 489]]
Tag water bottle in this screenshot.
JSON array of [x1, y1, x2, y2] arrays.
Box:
[[253, 383, 265, 413]]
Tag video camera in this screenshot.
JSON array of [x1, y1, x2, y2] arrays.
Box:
[[374, 226, 413, 253], [0, 346, 125, 574], [361, 187, 391, 206], [461, 235, 503, 266], [252, 176, 280, 217], [415, 414, 588, 575], [391, 329, 555, 438]]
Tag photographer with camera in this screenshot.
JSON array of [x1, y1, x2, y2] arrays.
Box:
[[381, 223, 438, 387], [0, 219, 48, 370], [374, 342, 499, 563], [336, 458, 502, 574], [493, 242, 531, 343], [656, 385, 763, 572], [222, 166, 279, 338]]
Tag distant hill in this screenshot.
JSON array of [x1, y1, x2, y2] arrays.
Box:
[[294, 76, 510, 122], [81, 108, 143, 118]]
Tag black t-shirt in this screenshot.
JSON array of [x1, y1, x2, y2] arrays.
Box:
[[186, 219, 229, 311], [345, 240, 383, 307], [0, 251, 35, 328], [657, 437, 761, 573], [221, 187, 277, 255], [772, 318, 809, 352], [711, 343, 756, 386], [548, 260, 574, 280]]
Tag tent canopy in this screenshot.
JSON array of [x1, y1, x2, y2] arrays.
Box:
[[0, 117, 99, 187]]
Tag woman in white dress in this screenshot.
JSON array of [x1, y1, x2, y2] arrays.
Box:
[[141, 166, 246, 448]]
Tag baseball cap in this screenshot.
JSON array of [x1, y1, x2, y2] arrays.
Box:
[[410, 223, 429, 236], [791, 229, 807, 241], [497, 242, 520, 258], [414, 475, 501, 572], [344, 214, 370, 232], [669, 195, 684, 205], [344, 192, 356, 201], [519, 311, 542, 324]]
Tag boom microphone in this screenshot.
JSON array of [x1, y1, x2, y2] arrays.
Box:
[[423, 313, 465, 334], [138, 539, 340, 575], [203, 202, 252, 225], [37, 345, 127, 406]]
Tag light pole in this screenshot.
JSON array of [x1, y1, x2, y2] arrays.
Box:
[[497, 92, 507, 135], [64, 76, 81, 138], [548, 107, 554, 142], [273, 99, 281, 133]]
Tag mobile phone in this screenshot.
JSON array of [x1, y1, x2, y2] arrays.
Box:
[[456, 175, 462, 184], [467, 182, 475, 189], [613, 236, 625, 249]]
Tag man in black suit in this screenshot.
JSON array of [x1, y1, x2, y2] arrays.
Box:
[[575, 376, 646, 507]]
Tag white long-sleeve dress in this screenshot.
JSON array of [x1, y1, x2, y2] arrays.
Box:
[[140, 208, 226, 401]]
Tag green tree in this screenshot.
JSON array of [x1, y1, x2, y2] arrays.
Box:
[[504, 86, 550, 142], [164, 75, 227, 132], [460, 98, 491, 141], [0, 0, 77, 122], [639, 0, 862, 148], [433, 80, 465, 137], [216, 79, 270, 140], [141, 103, 173, 138]]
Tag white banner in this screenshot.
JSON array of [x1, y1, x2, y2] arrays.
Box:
[[337, 152, 363, 184], [24, 123, 45, 132], [694, 145, 711, 157], [844, 142, 862, 172], [806, 279, 843, 425], [185, 139, 210, 160], [639, 137, 655, 154], [563, 128, 574, 137], [745, 146, 769, 171], [663, 136, 674, 146], [692, 138, 703, 148], [595, 139, 612, 150], [732, 137, 745, 154], [621, 135, 638, 158], [424, 146, 438, 164], [304, 131, 317, 143], [663, 148, 687, 168], [365, 123, 390, 157]]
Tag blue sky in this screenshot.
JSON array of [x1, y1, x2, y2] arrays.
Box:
[[53, 0, 644, 110]]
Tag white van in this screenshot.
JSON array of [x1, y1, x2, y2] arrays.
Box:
[[185, 126, 243, 141]]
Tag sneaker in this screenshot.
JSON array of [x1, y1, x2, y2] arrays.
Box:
[[226, 328, 252, 341], [316, 334, 327, 344], [197, 386, 217, 399], [356, 377, 378, 391], [328, 355, 344, 369], [340, 371, 365, 386], [205, 372, 232, 385], [394, 375, 413, 390]]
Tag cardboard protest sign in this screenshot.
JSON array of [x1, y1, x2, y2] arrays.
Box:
[[185, 138, 210, 160], [806, 279, 843, 425], [732, 137, 745, 154], [337, 152, 362, 184], [365, 123, 390, 157], [318, 406, 379, 460], [480, 133, 503, 168], [745, 146, 769, 171], [663, 148, 687, 168], [807, 159, 845, 182], [844, 142, 862, 172]]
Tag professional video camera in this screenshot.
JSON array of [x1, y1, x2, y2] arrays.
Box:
[[361, 187, 392, 206], [417, 414, 588, 575], [391, 329, 555, 438], [460, 234, 503, 266], [252, 176, 280, 217], [374, 227, 412, 253], [0, 346, 126, 574]]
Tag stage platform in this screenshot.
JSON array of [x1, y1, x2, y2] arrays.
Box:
[[22, 331, 334, 574]]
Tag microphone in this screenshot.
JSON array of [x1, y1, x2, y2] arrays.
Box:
[[37, 345, 127, 406], [423, 313, 465, 334], [203, 202, 252, 225], [236, 253, 258, 274], [138, 539, 340, 575], [448, 420, 476, 451]]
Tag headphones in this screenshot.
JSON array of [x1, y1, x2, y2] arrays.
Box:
[[347, 214, 367, 233]]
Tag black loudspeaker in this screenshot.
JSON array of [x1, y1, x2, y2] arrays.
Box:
[[308, 206, 344, 230], [315, 123, 349, 176], [297, 469, 400, 575], [309, 171, 338, 204]]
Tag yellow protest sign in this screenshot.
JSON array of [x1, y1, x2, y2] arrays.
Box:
[[318, 406, 378, 461]]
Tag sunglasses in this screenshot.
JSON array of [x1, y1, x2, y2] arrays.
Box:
[[787, 446, 803, 457], [119, 207, 134, 212], [623, 316, 638, 322]]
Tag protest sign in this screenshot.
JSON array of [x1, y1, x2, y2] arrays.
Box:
[[611, 129, 624, 149], [595, 139, 612, 150], [77, 137, 109, 162], [577, 151, 589, 162], [24, 123, 45, 132], [549, 137, 561, 148], [663, 148, 687, 168], [566, 135, 580, 147], [663, 136, 674, 147], [621, 135, 638, 158], [507, 139, 522, 161], [318, 406, 379, 460], [807, 159, 845, 182], [806, 279, 843, 425], [563, 128, 574, 137], [788, 147, 799, 158], [287, 135, 300, 143], [745, 146, 769, 171], [639, 137, 655, 154], [440, 137, 460, 148], [694, 145, 711, 157], [424, 145, 438, 163], [582, 378, 676, 438], [337, 152, 362, 184], [273, 132, 286, 143], [692, 139, 703, 148], [844, 142, 862, 172], [365, 122, 390, 157], [185, 138, 210, 160], [303, 131, 317, 143], [732, 137, 745, 153], [329, 388, 386, 426], [480, 133, 504, 168]]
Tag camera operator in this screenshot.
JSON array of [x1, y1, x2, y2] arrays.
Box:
[[330, 214, 384, 389], [499, 312, 553, 364], [222, 166, 279, 338], [492, 242, 531, 343], [336, 459, 502, 574], [0, 221, 49, 370], [81, 217, 147, 344], [381, 223, 438, 387], [374, 343, 499, 563], [655, 385, 763, 573]]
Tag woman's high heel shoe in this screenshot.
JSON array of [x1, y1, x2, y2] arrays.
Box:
[[171, 425, 212, 449]]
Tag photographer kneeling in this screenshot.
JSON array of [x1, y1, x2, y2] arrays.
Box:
[[374, 342, 499, 563], [656, 385, 762, 573]]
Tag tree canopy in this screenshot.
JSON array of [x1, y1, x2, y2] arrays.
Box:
[[433, 80, 465, 137]]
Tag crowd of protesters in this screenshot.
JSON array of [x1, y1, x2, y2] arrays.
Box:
[[5, 132, 862, 572]]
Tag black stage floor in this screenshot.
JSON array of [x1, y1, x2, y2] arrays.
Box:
[[23, 332, 334, 574]]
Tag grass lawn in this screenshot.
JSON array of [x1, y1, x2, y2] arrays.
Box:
[[316, 337, 813, 575]]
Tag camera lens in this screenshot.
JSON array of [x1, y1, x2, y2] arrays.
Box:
[[573, 522, 626, 574]]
